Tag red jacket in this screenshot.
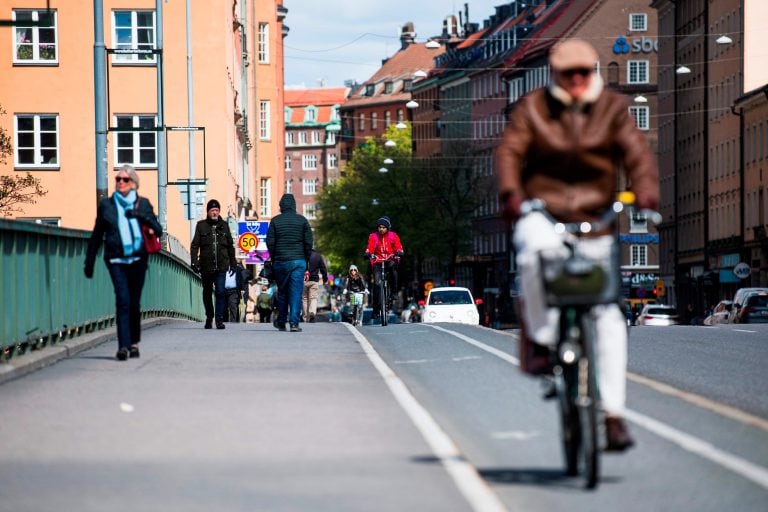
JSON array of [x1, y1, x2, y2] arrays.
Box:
[[366, 231, 403, 263]]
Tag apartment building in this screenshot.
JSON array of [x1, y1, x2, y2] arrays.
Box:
[[0, 1, 287, 251], [284, 87, 347, 222]]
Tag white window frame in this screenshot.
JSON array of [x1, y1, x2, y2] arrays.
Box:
[[328, 152, 337, 169], [285, 132, 295, 146], [303, 179, 317, 195], [284, 154, 292, 170], [114, 114, 158, 167], [630, 245, 648, 266], [302, 154, 317, 170], [371, 112, 378, 130], [259, 100, 271, 140], [258, 23, 269, 64], [112, 10, 156, 64], [303, 203, 317, 220], [385, 111, 392, 127], [311, 130, 320, 145], [305, 106, 317, 123], [13, 9, 58, 64], [359, 113, 365, 131], [299, 132, 307, 145], [629, 208, 649, 233], [14, 114, 59, 168], [629, 13, 648, 32], [259, 178, 271, 217], [629, 106, 650, 130], [285, 179, 292, 194], [628, 60, 649, 84], [326, 132, 336, 145]]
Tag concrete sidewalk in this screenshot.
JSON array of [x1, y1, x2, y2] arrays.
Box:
[[0, 319, 471, 512]]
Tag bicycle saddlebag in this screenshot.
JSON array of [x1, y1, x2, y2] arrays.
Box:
[[539, 243, 620, 307]]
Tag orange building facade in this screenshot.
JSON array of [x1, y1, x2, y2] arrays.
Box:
[[0, 1, 287, 252]]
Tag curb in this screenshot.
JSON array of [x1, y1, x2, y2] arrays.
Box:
[[0, 318, 177, 385]]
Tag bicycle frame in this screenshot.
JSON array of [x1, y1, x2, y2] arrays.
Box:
[[372, 256, 395, 326]]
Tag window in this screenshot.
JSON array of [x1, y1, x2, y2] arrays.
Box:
[[629, 106, 650, 130], [305, 106, 317, 123], [359, 113, 365, 131], [114, 115, 157, 167], [371, 113, 378, 130], [285, 179, 292, 194], [259, 100, 270, 140], [326, 132, 336, 145], [628, 60, 649, 84], [113, 11, 156, 63], [311, 131, 320, 144], [13, 9, 57, 64], [303, 203, 317, 219], [385, 111, 392, 127], [302, 154, 317, 170], [14, 114, 59, 167], [629, 13, 647, 31], [403, 80, 413, 92], [258, 23, 269, 63], [284, 107, 291, 123], [384, 82, 393, 94], [331, 105, 340, 122], [365, 84, 375, 96], [259, 178, 271, 217], [397, 109, 404, 122], [284, 155, 292, 170], [328, 152, 337, 169], [629, 208, 649, 233], [299, 132, 307, 145], [303, 179, 317, 195], [630, 245, 648, 266]]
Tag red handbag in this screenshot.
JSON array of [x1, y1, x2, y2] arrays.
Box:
[[135, 197, 161, 253]]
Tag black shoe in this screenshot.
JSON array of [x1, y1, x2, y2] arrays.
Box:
[[290, 324, 302, 332], [605, 417, 635, 452], [116, 348, 129, 361], [129, 344, 140, 358], [204, 318, 213, 329], [216, 321, 225, 330], [274, 320, 287, 331], [309, 313, 316, 323]]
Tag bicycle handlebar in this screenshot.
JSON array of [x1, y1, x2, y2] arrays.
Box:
[[520, 198, 662, 234]]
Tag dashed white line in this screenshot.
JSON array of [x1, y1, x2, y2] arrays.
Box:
[[345, 324, 508, 512]]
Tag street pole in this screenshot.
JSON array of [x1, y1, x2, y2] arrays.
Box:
[[156, 0, 168, 239], [93, 0, 107, 204], [185, 0, 196, 242]]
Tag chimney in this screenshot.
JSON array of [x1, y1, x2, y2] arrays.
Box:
[[400, 22, 416, 49]]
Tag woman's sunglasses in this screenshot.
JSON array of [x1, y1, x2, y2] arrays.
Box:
[[559, 67, 593, 78], [115, 176, 132, 183]]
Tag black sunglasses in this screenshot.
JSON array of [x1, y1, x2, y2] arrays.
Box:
[[560, 67, 594, 78], [115, 176, 132, 183]]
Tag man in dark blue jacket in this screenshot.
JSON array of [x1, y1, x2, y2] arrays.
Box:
[[266, 194, 313, 332]]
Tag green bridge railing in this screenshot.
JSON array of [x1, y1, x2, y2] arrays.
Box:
[[0, 218, 204, 360]]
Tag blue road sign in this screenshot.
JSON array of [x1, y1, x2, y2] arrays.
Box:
[[238, 221, 269, 237]]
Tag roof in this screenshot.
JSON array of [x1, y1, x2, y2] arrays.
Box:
[[284, 87, 348, 126], [344, 42, 444, 108]]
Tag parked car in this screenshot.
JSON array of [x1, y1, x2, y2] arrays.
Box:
[[422, 287, 480, 325], [635, 304, 679, 326], [730, 291, 768, 324], [729, 288, 768, 323], [703, 300, 732, 325]]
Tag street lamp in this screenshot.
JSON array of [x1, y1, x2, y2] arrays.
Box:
[[716, 35, 733, 45], [406, 100, 419, 109], [383, 158, 394, 164], [379, 167, 389, 174], [385, 140, 397, 147], [395, 122, 407, 129], [414, 70, 428, 79], [425, 40, 440, 49], [676, 65, 691, 74], [634, 95, 648, 103], [339, 204, 348, 210]]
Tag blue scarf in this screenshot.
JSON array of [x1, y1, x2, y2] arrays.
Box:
[[114, 190, 143, 256]]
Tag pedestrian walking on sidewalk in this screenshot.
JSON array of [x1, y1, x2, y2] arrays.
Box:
[[190, 199, 237, 329], [266, 194, 313, 332], [84, 165, 162, 361], [302, 248, 328, 323]]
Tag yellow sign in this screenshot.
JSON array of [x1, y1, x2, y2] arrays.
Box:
[[238, 232, 258, 252], [424, 280, 434, 293], [655, 279, 665, 297]]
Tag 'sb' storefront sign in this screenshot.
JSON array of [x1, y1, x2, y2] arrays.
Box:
[[613, 36, 658, 54]]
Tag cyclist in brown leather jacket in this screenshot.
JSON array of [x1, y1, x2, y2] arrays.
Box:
[[495, 39, 660, 451]]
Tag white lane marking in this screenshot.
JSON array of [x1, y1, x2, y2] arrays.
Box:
[[734, 329, 757, 333], [623, 408, 768, 490], [427, 324, 768, 489], [394, 359, 435, 365], [492, 431, 540, 441], [627, 372, 768, 432], [427, 325, 520, 366], [345, 324, 508, 512], [453, 356, 482, 362]]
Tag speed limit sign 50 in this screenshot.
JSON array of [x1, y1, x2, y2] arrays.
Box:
[[238, 232, 258, 252]]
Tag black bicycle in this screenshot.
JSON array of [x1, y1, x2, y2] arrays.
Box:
[[373, 255, 396, 326], [522, 193, 660, 489]]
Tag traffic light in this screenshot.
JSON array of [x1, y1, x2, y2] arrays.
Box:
[[448, 278, 456, 286]]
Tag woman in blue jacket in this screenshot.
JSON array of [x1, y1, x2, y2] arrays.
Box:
[[84, 165, 162, 361]]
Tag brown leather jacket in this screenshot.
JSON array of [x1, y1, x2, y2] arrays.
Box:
[[495, 87, 659, 224]]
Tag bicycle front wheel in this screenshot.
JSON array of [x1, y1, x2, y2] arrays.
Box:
[[380, 280, 389, 326], [557, 364, 581, 477]]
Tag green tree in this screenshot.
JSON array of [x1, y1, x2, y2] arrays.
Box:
[[0, 105, 48, 216]]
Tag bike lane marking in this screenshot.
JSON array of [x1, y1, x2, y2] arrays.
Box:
[[344, 323, 508, 512], [426, 324, 768, 491]]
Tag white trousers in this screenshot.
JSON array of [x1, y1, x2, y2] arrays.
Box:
[[514, 212, 627, 415]]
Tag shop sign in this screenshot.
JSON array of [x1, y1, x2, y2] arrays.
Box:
[[613, 36, 658, 54]]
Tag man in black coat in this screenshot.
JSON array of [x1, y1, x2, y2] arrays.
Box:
[[266, 194, 313, 332], [190, 199, 237, 329]]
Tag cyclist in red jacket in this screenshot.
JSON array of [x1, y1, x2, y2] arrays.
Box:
[[364, 216, 404, 319]]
